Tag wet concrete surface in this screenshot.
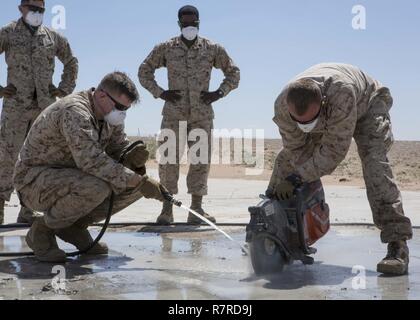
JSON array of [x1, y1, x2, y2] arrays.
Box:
[[3, 169, 420, 226], [0, 226, 418, 300]]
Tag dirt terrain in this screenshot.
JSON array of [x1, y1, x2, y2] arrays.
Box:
[[135, 137, 420, 191]]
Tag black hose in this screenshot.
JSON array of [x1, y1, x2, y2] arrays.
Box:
[[66, 193, 114, 257], [2, 221, 420, 231]]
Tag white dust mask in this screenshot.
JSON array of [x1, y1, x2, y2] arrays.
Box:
[[297, 117, 320, 133], [104, 108, 127, 126], [181, 26, 199, 41], [25, 11, 44, 27]]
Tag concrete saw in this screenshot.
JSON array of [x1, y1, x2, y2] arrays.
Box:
[[246, 180, 330, 275]]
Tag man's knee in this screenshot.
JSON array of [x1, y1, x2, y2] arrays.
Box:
[[76, 176, 113, 208]]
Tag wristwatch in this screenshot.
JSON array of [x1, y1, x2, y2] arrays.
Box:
[[217, 89, 224, 98]]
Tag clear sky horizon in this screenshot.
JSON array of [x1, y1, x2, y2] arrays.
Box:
[[1, 0, 420, 140]]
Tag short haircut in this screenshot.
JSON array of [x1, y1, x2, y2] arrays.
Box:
[[21, 0, 45, 5], [286, 79, 322, 116], [98, 72, 140, 104], [178, 5, 199, 20]]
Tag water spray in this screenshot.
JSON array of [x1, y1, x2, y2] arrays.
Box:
[[162, 191, 249, 256]]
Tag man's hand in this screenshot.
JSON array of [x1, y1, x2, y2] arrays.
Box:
[[200, 90, 223, 105], [138, 176, 168, 202], [0, 84, 17, 99], [265, 180, 295, 201], [122, 143, 150, 174], [49, 84, 67, 98], [160, 90, 182, 103]]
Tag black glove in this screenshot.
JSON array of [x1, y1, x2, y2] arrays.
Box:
[[0, 84, 17, 99], [265, 174, 303, 201], [160, 90, 182, 103], [121, 141, 150, 175], [200, 90, 223, 105], [274, 180, 295, 200], [49, 84, 67, 98]]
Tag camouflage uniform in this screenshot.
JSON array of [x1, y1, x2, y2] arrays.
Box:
[[139, 36, 240, 195], [270, 63, 413, 243], [0, 19, 78, 201], [14, 90, 142, 230]]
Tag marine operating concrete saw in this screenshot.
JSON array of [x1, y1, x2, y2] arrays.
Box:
[[246, 179, 330, 275]]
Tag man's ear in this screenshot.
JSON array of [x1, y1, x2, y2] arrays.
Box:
[[18, 5, 24, 14]]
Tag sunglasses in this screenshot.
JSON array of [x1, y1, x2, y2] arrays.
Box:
[[23, 4, 46, 14], [178, 20, 200, 28], [102, 90, 130, 111]]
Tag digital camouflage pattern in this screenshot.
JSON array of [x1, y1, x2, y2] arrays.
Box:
[[139, 36, 239, 196], [14, 89, 144, 229], [0, 19, 78, 201], [18, 167, 145, 230], [139, 36, 240, 121], [270, 63, 413, 243], [158, 118, 213, 196], [14, 89, 137, 195]]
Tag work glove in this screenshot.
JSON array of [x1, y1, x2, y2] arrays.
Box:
[[200, 90, 223, 105], [139, 175, 168, 202], [121, 142, 149, 176], [266, 174, 303, 201], [49, 84, 67, 98], [0, 84, 17, 99], [160, 90, 182, 103], [273, 180, 295, 200]]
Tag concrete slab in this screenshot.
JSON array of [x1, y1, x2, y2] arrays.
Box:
[[2, 170, 420, 226], [1, 171, 418, 300], [0, 226, 418, 300]]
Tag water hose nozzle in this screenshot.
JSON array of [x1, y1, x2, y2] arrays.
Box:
[[162, 191, 183, 207]]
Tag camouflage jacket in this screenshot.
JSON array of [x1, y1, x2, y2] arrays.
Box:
[[139, 36, 240, 121], [270, 63, 388, 185], [0, 19, 78, 110], [13, 89, 137, 194]]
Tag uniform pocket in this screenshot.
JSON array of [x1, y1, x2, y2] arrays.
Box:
[[369, 87, 393, 114], [372, 114, 394, 152]]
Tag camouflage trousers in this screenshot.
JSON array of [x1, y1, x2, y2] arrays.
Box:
[[354, 87, 413, 243], [18, 168, 144, 230], [0, 100, 41, 201], [158, 117, 213, 196]]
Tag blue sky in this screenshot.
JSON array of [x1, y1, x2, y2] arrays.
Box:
[[1, 0, 420, 140]]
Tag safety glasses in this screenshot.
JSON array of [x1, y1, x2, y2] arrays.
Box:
[[23, 4, 46, 14], [102, 90, 130, 111], [178, 20, 200, 28], [289, 107, 321, 125]]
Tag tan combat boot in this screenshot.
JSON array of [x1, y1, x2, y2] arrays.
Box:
[[187, 207, 217, 225], [187, 195, 216, 225], [0, 199, 5, 225], [17, 206, 41, 225], [56, 225, 108, 255], [156, 200, 174, 226], [26, 217, 67, 263], [377, 241, 409, 276]]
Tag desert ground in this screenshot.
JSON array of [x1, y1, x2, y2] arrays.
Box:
[[138, 138, 420, 191]]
